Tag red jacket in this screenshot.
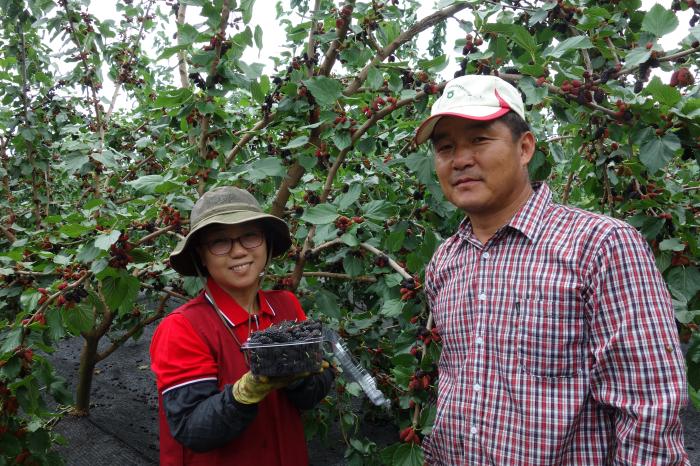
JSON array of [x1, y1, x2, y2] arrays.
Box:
[[150, 282, 310, 466]]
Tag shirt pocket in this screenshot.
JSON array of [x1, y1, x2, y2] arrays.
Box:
[[517, 299, 587, 378]]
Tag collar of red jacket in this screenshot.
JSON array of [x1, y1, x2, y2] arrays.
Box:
[[205, 277, 275, 327]]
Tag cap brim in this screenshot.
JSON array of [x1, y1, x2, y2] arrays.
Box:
[[169, 211, 292, 276], [414, 107, 511, 145]]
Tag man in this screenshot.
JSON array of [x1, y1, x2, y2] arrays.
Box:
[[415, 75, 689, 465]]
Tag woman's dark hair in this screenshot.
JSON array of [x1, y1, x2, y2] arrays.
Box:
[[498, 111, 531, 141]]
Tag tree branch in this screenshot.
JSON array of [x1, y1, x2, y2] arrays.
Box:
[[135, 224, 177, 245], [0, 224, 16, 243], [177, 3, 189, 88], [105, 0, 155, 122], [289, 91, 428, 286], [343, 3, 469, 95], [96, 293, 170, 362], [359, 242, 411, 279]]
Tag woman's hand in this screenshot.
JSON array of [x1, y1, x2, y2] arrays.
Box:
[[232, 371, 302, 404]]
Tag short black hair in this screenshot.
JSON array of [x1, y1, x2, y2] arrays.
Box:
[[498, 111, 530, 141]]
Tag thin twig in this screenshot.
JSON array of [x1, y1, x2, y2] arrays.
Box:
[[343, 3, 469, 95], [359, 242, 411, 279]]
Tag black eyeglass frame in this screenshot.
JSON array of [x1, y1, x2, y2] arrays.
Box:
[[203, 231, 265, 256]]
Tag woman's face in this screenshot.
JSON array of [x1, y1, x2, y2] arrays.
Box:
[[197, 222, 268, 302]]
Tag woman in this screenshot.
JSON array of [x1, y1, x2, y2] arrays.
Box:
[[150, 186, 334, 465]]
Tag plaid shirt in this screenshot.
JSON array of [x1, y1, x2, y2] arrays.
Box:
[[423, 183, 689, 465]]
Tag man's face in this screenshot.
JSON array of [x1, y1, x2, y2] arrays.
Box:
[[431, 116, 534, 216]]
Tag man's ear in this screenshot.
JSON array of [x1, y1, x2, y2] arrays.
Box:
[[519, 131, 536, 167]]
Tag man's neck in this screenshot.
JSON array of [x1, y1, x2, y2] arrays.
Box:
[[469, 183, 534, 244]]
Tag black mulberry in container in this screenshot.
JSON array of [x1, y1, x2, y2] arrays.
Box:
[[241, 320, 324, 377]]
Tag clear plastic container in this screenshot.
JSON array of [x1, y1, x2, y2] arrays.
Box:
[[241, 338, 323, 377]]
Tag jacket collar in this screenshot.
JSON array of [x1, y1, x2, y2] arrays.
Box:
[[204, 277, 275, 328]]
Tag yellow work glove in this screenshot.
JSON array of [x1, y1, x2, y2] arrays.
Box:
[[232, 371, 297, 404]]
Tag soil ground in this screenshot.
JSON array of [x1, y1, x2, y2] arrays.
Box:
[[49, 323, 699, 465]]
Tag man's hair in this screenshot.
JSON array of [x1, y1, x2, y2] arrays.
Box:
[[498, 111, 531, 141]]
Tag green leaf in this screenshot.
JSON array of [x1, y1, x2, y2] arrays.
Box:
[[82, 198, 105, 210], [335, 184, 362, 210], [61, 153, 89, 173], [300, 204, 338, 225], [282, 136, 309, 150], [362, 200, 397, 221], [659, 238, 685, 252], [239, 0, 256, 23], [482, 23, 538, 56], [385, 229, 406, 252], [666, 266, 700, 300], [547, 36, 594, 59], [641, 4, 678, 37], [250, 157, 286, 177], [76, 242, 102, 263], [624, 48, 652, 67], [62, 304, 94, 334], [27, 429, 51, 455], [177, 22, 200, 43], [128, 248, 154, 263], [332, 130, 352, 151], [20, 290, 41, 312], [313, 289, 342, 320], [46, 308, 66, 341], [392, 442, 424, 466], [403, 152, 434, 185], [92, 148, 121, 169], [302, 76, 343, 107], [343, 254, 363, 277], [101, 273, 140, 314], [127, 174, 168, 194], [690, 384, 700, 411], [254, 25, 263, 49], [639, 133, 681, 173], [155, 88, 192, 107], [417, 54, 447, 73], [183, 276, 203, 296], [340, 230, 359, 247], [60, 223, 91, 238], [380, 297, 404, 317], [366, 66, 384, 90], [94, 230, 121, 251], [1, 327, 22, 353], [0, 431, 22, 456], [642, 76, 681, 106]]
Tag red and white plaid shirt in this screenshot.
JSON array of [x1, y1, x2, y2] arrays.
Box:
[[424, 183, 688, 465]]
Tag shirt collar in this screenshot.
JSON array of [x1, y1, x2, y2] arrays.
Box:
[[506, 182, 550, 243], [204, 277, 275, 327], [455, 182, 551, 244]]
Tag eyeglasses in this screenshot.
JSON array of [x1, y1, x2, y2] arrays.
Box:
[[204, 231, 264, 255]]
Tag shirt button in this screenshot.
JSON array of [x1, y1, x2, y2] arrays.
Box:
[[482, 252, 490, 259], [475, 337, 484, 346], [473, 383, 481, 392], [478, 293, 486, 301], [470, 426, 478, 436]]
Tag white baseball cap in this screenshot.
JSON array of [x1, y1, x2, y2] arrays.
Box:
[[415, 75, 526, 145]]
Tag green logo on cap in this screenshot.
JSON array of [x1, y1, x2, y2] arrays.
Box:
[[446, 90, 454, 98]]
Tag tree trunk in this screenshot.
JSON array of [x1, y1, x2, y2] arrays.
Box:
[[73, 335, 99, 416]]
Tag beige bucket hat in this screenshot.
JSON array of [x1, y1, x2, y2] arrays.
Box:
[[169, 186, 292, 276]]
